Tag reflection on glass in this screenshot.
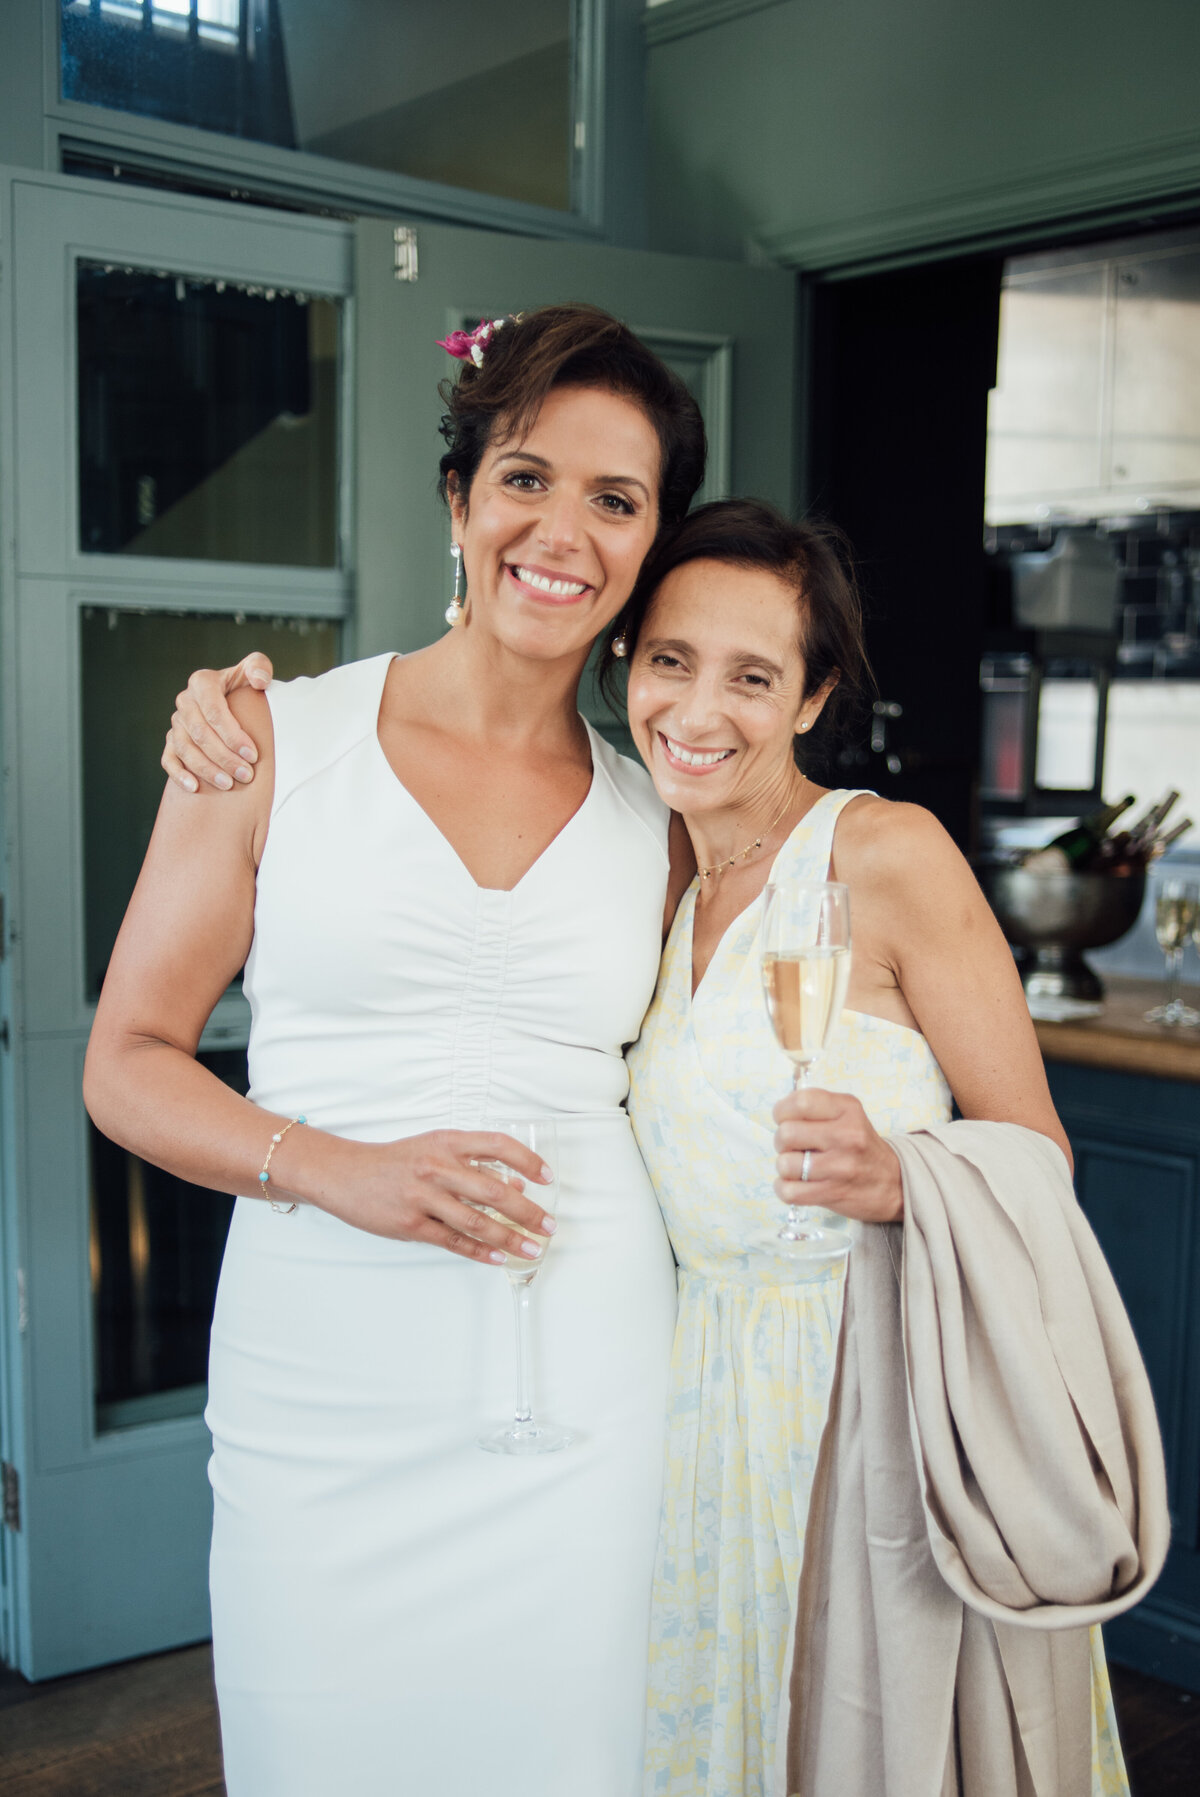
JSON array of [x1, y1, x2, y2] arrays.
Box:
[[91, 1047, 246, 1432], [1111, 251, 1200, 491], [985, 266, 1108, 522], [1033, 678, 1102, 792], [82, 607, 339, 998], [77, 263, 340, 565], [62, 0, 575, 213], [980, 683, 1029, 802]]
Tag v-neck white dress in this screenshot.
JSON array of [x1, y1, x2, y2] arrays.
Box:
[[205, 654, 678, 1796]]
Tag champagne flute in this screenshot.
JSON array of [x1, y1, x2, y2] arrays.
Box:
[[1145, 877, 1200, 1027], [756, 880, 853, 1267], [474, 1118, 572, 1457]]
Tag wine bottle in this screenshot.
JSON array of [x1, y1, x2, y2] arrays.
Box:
[[1150, 817, 1194, 858], [1022, 794, 1136, 873], [1127, 790, 1180, 856]]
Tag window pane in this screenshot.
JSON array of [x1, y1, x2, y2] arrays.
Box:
[[82, 607, 340, 999], [78, 263, 340, 566], [62, 1, 575, 213], [91, 1047, 245, 1432]]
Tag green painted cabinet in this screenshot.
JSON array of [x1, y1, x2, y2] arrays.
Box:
[[1046, 1061, 1200, 1691]]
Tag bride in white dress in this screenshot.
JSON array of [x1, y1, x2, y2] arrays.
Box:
[[84, 306, 705, 1796]]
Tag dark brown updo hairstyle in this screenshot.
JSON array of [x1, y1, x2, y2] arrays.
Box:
[[437, 303, 706, 532], [598, 498, 873, 773]]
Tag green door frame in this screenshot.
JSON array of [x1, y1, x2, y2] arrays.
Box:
[[0, 167, 353, 1677]]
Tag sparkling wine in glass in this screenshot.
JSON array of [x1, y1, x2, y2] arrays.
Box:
[[475, 1118, 572, 1457], [1145, 878, 1200, 1027], [757, 879, 853, 1268]]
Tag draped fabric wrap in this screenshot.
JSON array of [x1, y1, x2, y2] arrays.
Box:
[[782, 1121, 1170, 1797]]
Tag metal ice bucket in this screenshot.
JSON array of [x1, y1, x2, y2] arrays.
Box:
[[978, 865, 1146, 1014]]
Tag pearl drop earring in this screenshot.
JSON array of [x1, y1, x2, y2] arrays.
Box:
[[445, 544, 464, 627]]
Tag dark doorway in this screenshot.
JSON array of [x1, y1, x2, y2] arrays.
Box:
[[808, 257, 1004, 848]]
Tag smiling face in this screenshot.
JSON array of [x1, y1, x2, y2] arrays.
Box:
[[448, 384, 661, 667], [626, 558, 833, 820]]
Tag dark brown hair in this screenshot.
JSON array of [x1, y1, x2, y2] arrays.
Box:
[[437, 303, 706, 531], [598, 498, 873, 770]]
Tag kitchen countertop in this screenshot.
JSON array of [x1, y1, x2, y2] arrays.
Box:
[[1033, 976, 1200, 1082]]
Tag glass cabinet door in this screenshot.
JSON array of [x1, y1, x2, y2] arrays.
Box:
[[77, 265, 341, 565], [81, 608, 339, 1434], [5, 170, 351, 1676]]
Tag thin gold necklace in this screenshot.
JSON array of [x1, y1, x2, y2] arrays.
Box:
[[697, 788, 801, 882]]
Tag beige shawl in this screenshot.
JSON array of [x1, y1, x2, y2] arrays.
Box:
[[781, 1121, 1169, 1797]]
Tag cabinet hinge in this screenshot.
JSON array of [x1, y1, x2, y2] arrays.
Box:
[[393, 227, 419, 284], [2, 1461, 19, 1532]]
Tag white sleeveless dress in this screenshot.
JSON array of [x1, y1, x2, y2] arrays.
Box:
[[205, 654, 678, 1796]]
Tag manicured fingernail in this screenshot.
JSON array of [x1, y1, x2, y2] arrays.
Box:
[[238, 744, 257, 761], [489, 1250, 506, 1264], [180, 775, 198, 793], [541, 1217, 557, 1234], [214, 771, 233, 790], [520, 1240, 542, 1258], [540, 1163, 554, 1182], [234, 765, 252, 782]]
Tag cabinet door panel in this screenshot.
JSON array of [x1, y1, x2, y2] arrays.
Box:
[[1111, 249, 1200, 491], [1072, 1136, 1197, 1542], [987, 265, 1108, 511]]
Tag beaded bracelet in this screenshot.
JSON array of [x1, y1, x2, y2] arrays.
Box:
[[259, 1114, 306, 1214]]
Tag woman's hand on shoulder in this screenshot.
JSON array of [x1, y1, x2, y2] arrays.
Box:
[[162, 651, 275, 793], [773, 1086, 904, 1223]]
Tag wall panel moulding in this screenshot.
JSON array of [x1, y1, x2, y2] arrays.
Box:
[[643, 0, 791, 48], [759, 128, 1200, 277]]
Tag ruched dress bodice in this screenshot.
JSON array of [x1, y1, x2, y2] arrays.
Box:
[[244, 655, 668, 1138]]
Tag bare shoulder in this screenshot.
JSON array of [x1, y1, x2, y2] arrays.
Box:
[[833, 795, 967, 890], [227, 683, 274, 749], [155, 684, 273, 864]]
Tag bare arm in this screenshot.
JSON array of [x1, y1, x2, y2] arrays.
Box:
[[161, 652, 275, 792], [845, 801, 1069, 1157], [89, 689, 554, 1263], [774, 800, 1070, 1223]]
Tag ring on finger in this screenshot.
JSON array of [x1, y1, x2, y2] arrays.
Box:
[[800, 1149, 813, 1183]]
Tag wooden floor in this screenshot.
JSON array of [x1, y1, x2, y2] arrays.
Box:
[[0, 1646, 1196, 1793], [0, 1645, 223, 1796]]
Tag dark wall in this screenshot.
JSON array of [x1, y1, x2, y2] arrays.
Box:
[[808, 257, 1003, 847]]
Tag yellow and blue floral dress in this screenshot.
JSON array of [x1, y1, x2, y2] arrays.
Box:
[[627, 789, 1128, 1797]]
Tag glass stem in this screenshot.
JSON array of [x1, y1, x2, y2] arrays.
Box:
[[1166, 947, 1184, 1012], [511, 1278, 535, 1427]]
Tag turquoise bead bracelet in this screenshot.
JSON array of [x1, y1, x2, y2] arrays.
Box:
[[259, 1114, 307, 1214]]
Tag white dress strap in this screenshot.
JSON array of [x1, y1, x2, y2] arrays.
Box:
[[774, 787, 876, 883], [583, 721, 670, 861], [266, 653, 396, 819]]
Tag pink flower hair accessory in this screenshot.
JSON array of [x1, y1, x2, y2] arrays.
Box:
[[436, 317, 508, 368]]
